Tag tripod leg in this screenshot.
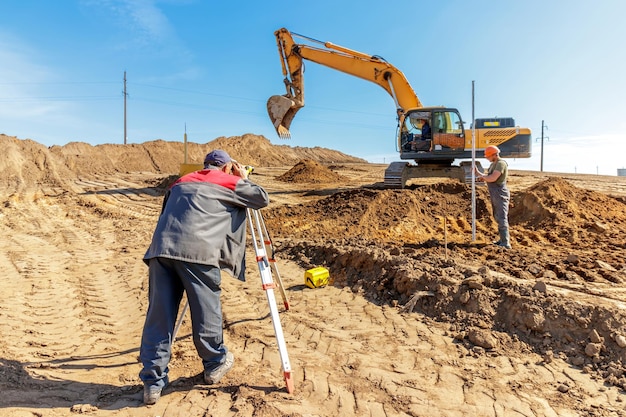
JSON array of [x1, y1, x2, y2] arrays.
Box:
[[258, 211, 290, 310], [247, 209, 295, 394], [172, 298, 188, 344]]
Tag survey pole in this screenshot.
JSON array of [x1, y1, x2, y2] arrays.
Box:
[[471, 81, 476, 241]]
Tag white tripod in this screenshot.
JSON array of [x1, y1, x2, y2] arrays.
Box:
[[172, 208, 294, 394]]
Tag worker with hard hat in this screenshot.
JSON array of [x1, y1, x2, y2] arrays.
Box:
[[474, 145, 511, 249]]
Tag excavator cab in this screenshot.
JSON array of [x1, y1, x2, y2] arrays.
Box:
[[386, 107, 474, 187], [401, 111, 432, 152], [398, 108, 466, 161]]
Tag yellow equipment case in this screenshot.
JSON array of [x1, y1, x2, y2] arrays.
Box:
[[304, 267, 330, 289]]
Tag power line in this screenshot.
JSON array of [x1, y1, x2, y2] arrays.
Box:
[[0, 81, 119, 85], [129, 81, 388, 118], [0, 96, 118, 102]]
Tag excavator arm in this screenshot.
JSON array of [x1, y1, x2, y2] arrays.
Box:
[[267, 28, 422, 139]]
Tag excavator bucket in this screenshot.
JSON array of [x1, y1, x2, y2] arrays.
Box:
[[267, 95, 301, 139]]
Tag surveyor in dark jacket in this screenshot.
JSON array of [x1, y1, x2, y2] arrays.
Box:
[[139, 149, 269, 405]]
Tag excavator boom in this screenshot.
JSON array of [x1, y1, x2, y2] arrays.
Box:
[[267, 28, 421, 139]]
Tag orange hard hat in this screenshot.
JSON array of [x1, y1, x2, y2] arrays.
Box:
[[484, 145, 500, 158]]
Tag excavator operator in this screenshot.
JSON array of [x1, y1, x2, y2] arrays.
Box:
[[403, 116, 432, 152], [421, 119, 431, 140]]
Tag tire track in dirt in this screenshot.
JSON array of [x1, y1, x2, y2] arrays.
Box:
[[76, 176, 161, 221], [59, 225, 143, 354], [0, 217, 79, 362], [0, 182, 153, 384]]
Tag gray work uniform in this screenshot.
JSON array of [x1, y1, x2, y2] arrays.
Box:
[[139, 167, 269, 389], [486, 159, 510, 231]]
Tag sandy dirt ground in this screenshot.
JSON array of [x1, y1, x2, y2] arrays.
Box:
[[1, 133, 626, 417]]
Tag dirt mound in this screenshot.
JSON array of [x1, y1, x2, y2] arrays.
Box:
[[266, 175, 626, 255], [510, 177, 626, 248], [264, 182, 494, 243], [265, 176, 626, 285], [511, 177, 626, 227], [275, 159, 348, 184], [199, 134, 365, 167], [0, 134, 365, 190], [0, 137, 74, 190]]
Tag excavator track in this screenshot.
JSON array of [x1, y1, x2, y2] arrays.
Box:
[[383, 162, 408, 188], [384, 161, 484, 188]]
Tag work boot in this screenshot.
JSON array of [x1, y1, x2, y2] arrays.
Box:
[[143, 385, 162, 405], [204, 351, 234, 384], [497, 228, 511, 249], [492, 228, 503, 246]]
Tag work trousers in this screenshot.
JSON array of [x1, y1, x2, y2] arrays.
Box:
[[139, 257, 227, 388], [487, 182, 510, 231]]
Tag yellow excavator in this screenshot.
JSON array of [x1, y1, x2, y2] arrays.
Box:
[[267, 28, 532, 187]]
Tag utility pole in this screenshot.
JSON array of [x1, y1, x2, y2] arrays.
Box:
[[123, 71, 127, 145], [539, 120, 548, 172], [183, 123, 188, 164]]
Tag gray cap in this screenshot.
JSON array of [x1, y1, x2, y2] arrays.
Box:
[[204, 149, 231, 167]]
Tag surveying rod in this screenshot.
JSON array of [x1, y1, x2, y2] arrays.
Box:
[[471, 80, 477, 242]]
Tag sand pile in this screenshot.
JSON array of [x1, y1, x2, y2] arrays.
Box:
[[0, 134, 365, 188], [275, 159, 348, 184]]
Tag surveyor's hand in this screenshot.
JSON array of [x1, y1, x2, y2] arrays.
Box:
[[231, 161, 248, 179], [473, 166, 484, 180]]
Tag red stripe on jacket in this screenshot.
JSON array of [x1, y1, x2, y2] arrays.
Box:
[[172, 169, 240, 190]]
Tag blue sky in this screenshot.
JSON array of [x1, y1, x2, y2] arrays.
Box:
[[1, 0, 624, 175]]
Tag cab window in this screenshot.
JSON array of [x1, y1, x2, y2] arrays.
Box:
[[433, 111, 463, 134]]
